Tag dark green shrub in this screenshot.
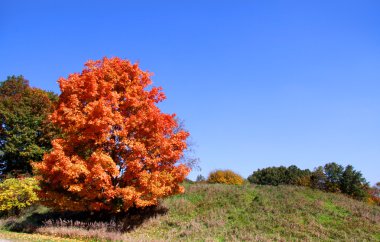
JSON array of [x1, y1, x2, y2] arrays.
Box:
[[247, 165, 311, 186], [340, 165, 369, 200]]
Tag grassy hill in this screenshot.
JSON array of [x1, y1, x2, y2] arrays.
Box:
[[1, 183, 379, 241]]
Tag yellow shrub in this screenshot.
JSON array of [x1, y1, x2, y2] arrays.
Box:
[[0, 177, 40, 215], [207, 170, 244, 185]]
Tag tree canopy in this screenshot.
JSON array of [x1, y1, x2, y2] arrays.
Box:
[[0, 76, 58, 176], [33, 57, 190, 212]]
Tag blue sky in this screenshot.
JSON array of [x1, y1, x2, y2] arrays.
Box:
[[1, 1, 379, 184]]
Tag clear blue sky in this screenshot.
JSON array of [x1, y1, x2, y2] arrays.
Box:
[[1, 1, 379, 184]]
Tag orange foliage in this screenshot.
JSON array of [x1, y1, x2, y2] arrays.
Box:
[[207, 170, 244, 185], [368, 182, 380, 206], [33, 57, 190, 212]]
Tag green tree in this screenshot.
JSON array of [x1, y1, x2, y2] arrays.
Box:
[[323, 162, 344, 192], [0, 76, 59, 176], [340, 165, 369, 200], [286, 165, 311, 185], [248, 166, 287, 185], [310, 166, 327, 190]]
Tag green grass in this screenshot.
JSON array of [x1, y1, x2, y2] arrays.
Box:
[[1, 183, 379, 241], [132, 183, 380, 241]]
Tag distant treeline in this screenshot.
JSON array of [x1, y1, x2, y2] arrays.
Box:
[[194, 163, 379, 206], [247, 163, 378, 204]]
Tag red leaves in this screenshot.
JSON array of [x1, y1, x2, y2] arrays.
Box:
[[33, 57, 190, 212]]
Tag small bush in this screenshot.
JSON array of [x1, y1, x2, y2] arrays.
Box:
[[207, 170, 244, 185], [0, 177, 40, 216]]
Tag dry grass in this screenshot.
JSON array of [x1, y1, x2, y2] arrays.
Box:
[[36, 226, 123, 241], [0, 229, 81, 241]]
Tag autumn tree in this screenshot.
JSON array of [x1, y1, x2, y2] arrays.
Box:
[[0, 76, 59, 176], [368, 182, 380, 206], [33, 57, 190, 212]]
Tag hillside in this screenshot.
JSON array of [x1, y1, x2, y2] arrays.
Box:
[[1, 183, 379, 241]]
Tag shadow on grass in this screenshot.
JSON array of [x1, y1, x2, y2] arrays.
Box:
[[3, 205, 168, 233]]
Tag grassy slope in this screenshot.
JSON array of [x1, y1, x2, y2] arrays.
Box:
[[128, 183, 380, 241], [1, 183, 379, 241]]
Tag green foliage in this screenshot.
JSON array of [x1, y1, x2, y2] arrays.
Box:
[[310, 166, 327, 190], [248, 166, 287, 185], [295, 174, 311, 187], [247, 165, 311, 186], [182, 178, 194, 184], [324, 162, 344, 192], [287, 165, 312, 185], [340, 165, 369, 200], [309, 163, 369, 200], [0, 76, 59, 176], [207, 170, 244, 185], [0, 177, 40, 215], [249, 163, 370, 201]]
